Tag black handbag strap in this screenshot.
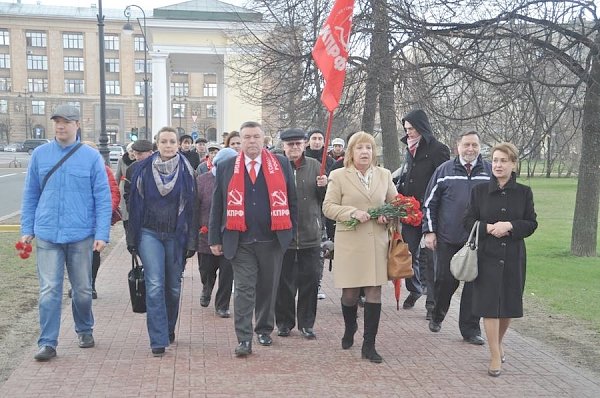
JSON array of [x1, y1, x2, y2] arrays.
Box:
[[41, 143, 83, 192], [132, 253, 142, 270]]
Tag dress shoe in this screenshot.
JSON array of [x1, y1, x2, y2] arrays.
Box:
[[216, 309, 231, 318], [463, 335, 485, 345], [169, 332, 175, 344], [78, 334, 95, 348], [425, 308, 433, 321], [199, 295, 210, 308], [235, 341, 252, 356], [300, 328, 316, 339], [152, 347, 165, 357], [487, 368, 501, 377], [34, 346, 56, 361], [428, 320, 441, 333], [402, 292, 422, 309], [257, 334, 272, 346], [277, 327, 291, 337]]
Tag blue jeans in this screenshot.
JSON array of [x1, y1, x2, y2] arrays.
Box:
[[138, 228, 184, 349], [36, 236, 94, 348]]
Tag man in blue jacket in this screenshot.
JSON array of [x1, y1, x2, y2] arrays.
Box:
[[422, 130, 491, 344], [20, 104, 112, 361]]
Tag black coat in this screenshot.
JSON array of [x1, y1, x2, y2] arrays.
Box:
[[464, 174, 537, 318]]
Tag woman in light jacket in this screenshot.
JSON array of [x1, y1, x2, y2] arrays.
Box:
[[322, 131, 397, 363]]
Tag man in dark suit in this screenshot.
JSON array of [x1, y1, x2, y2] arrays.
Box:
[[209, 121, 297, 357]]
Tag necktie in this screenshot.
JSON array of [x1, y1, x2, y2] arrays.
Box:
[[249, 160, 257, 184], [465, 163, 472, 176]]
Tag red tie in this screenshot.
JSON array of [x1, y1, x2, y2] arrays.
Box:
[[249, 160, 257, 184], [465, 163, 472, 176]]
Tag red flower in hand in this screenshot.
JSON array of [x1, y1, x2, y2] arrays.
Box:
[[19, 252, 30, 259], [200, 226, 209, 234]]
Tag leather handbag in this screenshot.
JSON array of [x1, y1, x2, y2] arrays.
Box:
[[387, 225, 414, 280], [128, 253, 146, 313], [450, 221, 480, 282]]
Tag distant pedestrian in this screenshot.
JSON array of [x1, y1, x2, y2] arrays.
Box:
[[21, 104, 111, 361]]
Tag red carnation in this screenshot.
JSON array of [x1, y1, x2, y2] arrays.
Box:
[[15, 241, 24, 250], [200, 226, 209, 234], [19, 252, 30, 259]]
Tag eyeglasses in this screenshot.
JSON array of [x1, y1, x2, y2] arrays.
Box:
[[285, 141, 305, 147]]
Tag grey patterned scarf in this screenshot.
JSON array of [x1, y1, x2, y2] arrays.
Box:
[[152, 153, 180, 196]]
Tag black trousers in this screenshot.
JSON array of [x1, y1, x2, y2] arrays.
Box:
[[231, 241, 284, 341], [420, 246, 435, 309], [197, 252, 233, 311], [401, 224, 423, 294], [275, 247, 320, 330], [432, 241, 481, 338]]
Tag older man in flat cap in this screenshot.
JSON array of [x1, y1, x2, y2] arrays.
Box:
[[275, 128, 328, 340], [20, 104, 112, 361]]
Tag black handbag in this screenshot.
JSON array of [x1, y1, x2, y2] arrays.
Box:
[[128, 253, 146, 313]]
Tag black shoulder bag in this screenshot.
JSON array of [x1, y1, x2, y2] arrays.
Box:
[[40, 143, 83, 192]]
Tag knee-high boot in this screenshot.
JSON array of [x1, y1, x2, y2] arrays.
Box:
[[362, 302, 382, 363], [341, 302, 358, 349]]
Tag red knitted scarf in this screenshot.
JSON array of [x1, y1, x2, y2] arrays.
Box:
[[226, 149, 292, 232]]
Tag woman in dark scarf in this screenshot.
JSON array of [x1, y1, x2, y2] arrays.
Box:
[[127, 127, 197, 356]]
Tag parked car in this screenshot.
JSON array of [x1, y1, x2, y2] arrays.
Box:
[[108, 145, 125, 163], [23, 139, 51, 154], [3, 142, 23, 152]]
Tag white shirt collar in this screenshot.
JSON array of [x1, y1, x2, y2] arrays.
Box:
[[459, 157, 477, 168]]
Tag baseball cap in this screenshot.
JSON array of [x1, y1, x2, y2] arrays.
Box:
[[207, 142, 222, 151], [51, 104, 80, 121]]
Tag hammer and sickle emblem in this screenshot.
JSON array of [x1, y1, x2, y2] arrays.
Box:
[[227, 189, 243, 206], [271, 190, 288, 207]]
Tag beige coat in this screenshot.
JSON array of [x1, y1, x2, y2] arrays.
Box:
[[323, 166, 397, 288]]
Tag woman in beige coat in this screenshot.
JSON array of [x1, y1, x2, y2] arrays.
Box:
[[323, 132, 397, 363]]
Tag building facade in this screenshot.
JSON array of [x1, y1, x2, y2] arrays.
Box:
[[0, 0, 267, 144]]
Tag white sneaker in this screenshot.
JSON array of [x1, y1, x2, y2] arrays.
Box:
[[317, 288, 326, 300]]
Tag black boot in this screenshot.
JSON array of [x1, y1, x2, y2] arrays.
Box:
[[341, 303, 358, 349], [361, 302, 382, 363]]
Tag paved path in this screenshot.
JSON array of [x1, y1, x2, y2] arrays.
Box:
[[1, 236, 599, 397]]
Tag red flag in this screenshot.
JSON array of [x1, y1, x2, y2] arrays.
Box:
[[312, 0, 354, 112]]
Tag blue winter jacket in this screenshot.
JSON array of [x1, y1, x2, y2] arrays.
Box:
[[422, 155, 491, 244], [21, 140, 112, 244]]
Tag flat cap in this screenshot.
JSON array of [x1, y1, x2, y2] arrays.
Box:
[[131, 139, 153, 152], [280, 128, 307, 141], [51, 104, 80, 121]]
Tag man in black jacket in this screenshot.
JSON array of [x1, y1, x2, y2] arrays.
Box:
[[397, 110, 450, 312]]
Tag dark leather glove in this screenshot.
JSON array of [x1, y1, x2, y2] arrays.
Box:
[[185, 249, 196, 259], [127, 245, 137, 254]]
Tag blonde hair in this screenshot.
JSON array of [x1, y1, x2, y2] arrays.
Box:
[[156, 126, 177, 141], [343, 131, 377, 168], [491, 142, 519, 163]]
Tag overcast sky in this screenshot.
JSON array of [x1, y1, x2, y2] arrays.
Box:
[[15, 0, 249, 11]]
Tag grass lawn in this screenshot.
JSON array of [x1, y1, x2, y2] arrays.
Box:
[[519, 177, 600, 332]]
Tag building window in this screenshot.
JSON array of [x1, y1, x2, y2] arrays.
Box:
[[0, 54, 9, 69], [138, 103, 145, 117], [104, 35, 119, 50], [64, 56, 84, 71], [104, 58, 120, 73], [26, 31, 47, 47], [134, 59, 151, 73], [203, 83, 217, 97], [63, 33, 83, 49], [173, 103, 186, 118], [0, 30, 9, 46], [134, 36, 146, 52], [65, 79, 85, 94], [31, 100, 45, 115], [135, 81, 153, 96], [28, 78, 48, 93], [206, 104, 217, 118], [170, 82, 189, 96], [27, 55, 48, 70], [0, 99, 7, 114], [0, 77, 10, 91], [106, 80, 120, 95]]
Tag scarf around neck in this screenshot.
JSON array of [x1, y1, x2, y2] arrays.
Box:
[[226, 149, 292, 232], [152, 153, 180, 196]]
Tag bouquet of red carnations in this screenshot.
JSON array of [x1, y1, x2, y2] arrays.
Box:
[[15, 241, 33, 259], [341, 194, 423, 229]]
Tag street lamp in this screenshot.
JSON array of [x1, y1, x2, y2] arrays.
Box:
[[123, 4, 149, 140], [97, 0, 109, 163]]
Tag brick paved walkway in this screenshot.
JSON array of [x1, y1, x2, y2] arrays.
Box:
[[1, 235, 599, 397]]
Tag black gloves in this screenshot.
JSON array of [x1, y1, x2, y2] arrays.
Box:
[[127, 245, 137, 254], [185, 250, 196, 259]]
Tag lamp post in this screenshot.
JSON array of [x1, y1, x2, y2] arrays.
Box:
[[123, 4, 149, 140], [97, 0, 109, 163]]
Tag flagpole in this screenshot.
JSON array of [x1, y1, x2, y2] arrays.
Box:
[[320, 110, 335, 176]]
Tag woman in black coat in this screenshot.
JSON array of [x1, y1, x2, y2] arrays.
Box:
[[464, 142, 537, 377]]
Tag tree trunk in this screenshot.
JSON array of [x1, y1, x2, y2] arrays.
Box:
[[571, 45, 600, 256], [361, 58, 378, 134]]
